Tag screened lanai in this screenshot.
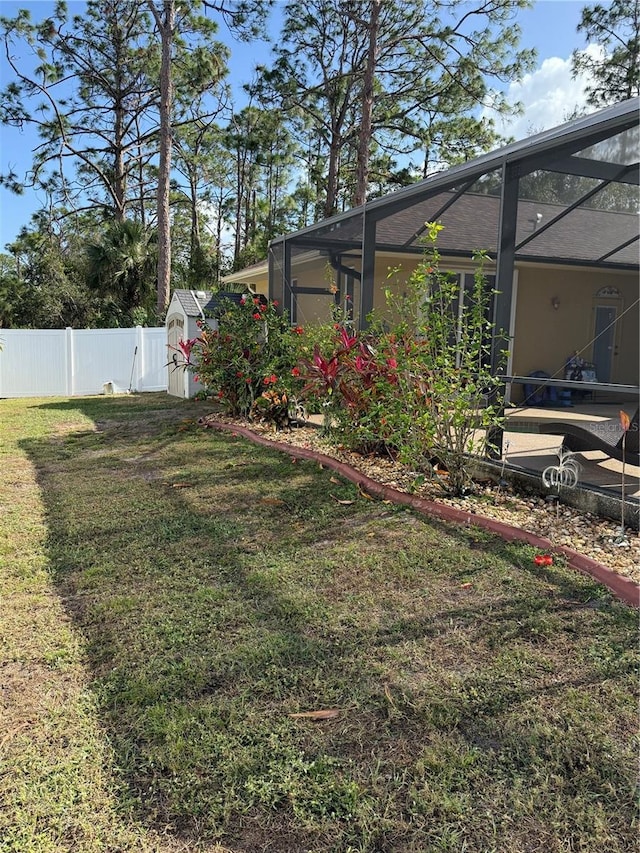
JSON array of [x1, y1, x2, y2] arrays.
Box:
[[268, 98, 639, 407]]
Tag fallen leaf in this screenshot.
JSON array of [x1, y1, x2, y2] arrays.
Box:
[[289, 709, 341, 721], [358, 488, 373, 500], [162, 482, 193, 489], [259, 498, 285, 506], [619, 409, 631, 431], [383, 683, 396, 708], [459, 582, 473, 589], [330, 476, 341, 484], [331, 495, 354, 505]]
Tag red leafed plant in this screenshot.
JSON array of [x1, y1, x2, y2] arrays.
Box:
[[301, 346, 343, 397], [168, 336, 201, 366]]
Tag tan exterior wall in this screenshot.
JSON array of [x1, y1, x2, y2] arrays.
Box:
[[221, 267, 269, 296], [289, 254, 339, 325], [511, 265, 639, 393], [288, 251, 490, 327], [234, 252, 639, 396], [369, 252, 488, 323], [295, 292, 336, 325]]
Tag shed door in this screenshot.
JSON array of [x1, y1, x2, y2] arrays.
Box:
[[167, 316, 185, 397]]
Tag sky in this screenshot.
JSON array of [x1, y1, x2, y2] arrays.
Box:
[[0, 0, 602, 249]]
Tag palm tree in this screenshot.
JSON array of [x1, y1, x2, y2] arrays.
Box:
[[86, 220, 157, 323]]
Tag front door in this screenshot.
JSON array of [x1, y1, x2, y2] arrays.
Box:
[[592, 303, 617, 383]]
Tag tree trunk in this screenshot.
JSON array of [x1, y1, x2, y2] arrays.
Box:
[[354, 0, 381, 207], [234, 142, 244, 264], [114, 101, 127, 221], [215, 194, 224, 285], [324, 136, 341, 218], [189, 163, 200, 266], [149, 0, 175, 316], [112, 16, 127, 222]]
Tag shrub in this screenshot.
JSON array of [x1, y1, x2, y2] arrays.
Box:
[[189, 296, 304, 420], [297, 223, 507, 495], [383, 222, 507, 494]]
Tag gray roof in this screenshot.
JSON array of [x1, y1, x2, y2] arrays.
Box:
[[171, 289, 246, 317], [378, 194, 639, 266], [270, 97, 639, 269]]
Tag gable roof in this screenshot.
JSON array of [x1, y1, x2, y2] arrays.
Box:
[[170, 289, 246, 317]]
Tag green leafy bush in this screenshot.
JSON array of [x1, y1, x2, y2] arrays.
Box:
[[190, 296, 304, 420], [384, 222, 507, 493], [298, 223, 507, 494]]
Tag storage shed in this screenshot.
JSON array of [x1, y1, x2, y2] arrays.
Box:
[[166, 289, 247, 398]]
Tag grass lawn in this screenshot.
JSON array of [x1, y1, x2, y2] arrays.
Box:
[[1, 393, 637, 853]]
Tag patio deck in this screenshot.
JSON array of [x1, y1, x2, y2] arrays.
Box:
[[503, 403, 640, 500], [304, 402, 640, 521]]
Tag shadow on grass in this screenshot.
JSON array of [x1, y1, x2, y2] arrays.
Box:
[[19, 394, 640, 853]]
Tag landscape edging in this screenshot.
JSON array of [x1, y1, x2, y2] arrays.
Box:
[[202, 419, 640, 609]]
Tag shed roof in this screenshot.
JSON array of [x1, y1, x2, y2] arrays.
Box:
[[170, 289, 246, 318]]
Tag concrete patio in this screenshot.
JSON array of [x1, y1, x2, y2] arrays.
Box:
[[502, 403, 640, 500]]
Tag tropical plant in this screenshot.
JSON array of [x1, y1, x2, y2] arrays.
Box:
[[297, 224, 507, 495], [86, 220, 157, 324], [189, 295, 304, 419]]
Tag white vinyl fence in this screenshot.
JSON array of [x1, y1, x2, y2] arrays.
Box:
[[0, 326, 168, 398]]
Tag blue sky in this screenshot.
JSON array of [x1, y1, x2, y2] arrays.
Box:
[[0, 0, 596, 249]]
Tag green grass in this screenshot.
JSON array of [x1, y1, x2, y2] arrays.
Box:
[[1, 393, 637, 852]]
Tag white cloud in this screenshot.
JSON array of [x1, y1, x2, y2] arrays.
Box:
[[486, 44, 604, 140]]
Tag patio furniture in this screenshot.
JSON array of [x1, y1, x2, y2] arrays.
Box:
[[540, 407, 640, 466]]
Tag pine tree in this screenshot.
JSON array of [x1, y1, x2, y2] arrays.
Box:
[[572, 0, 640, 106]]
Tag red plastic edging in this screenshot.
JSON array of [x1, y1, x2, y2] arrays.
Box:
[[202, 419, 640, 609]]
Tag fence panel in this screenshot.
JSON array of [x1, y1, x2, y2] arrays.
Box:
[[0, 329, 69, 397], [135, 327, 169, 392], [0, 327, 168, 398]]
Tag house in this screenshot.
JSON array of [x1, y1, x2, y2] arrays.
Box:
[[226, 98, 639, 404], [222, 259, 270, 297]]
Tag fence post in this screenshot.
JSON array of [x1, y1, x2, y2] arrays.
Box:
[[135, 325, 144, 391], [65, 327, 75, 396], [0, 331, 4, 397]]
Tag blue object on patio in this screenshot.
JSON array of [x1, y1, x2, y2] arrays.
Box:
[[523, 371, 557, 407]]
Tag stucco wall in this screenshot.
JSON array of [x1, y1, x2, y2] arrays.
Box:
[[511, 265, 639, 389], [269, 251, 639, 398], [370, 252, 486, 323]]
